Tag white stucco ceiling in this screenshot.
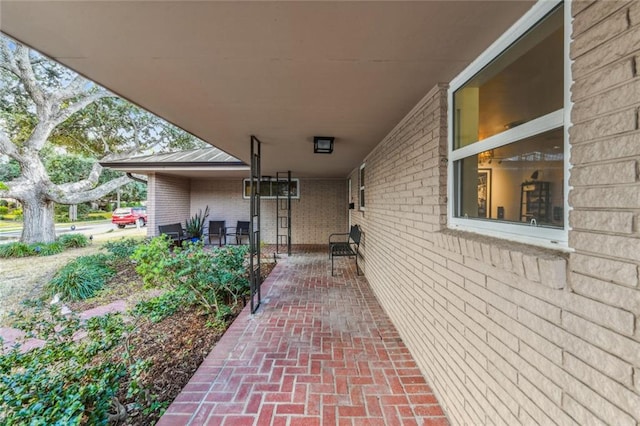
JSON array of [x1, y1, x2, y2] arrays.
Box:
[[0, 0, 534, 178]]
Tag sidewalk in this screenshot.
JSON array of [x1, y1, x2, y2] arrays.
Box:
[[158, 246, 449, 426]]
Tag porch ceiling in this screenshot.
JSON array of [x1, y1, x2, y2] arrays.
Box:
[[1, 1, 533, 178]]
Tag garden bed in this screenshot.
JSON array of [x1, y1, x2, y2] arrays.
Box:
[[0, 236, 276, 425]]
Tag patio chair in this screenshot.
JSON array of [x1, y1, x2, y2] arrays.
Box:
[[158, 223, 191, 246], [207, 220, 227, 246], [227, 220, 250, 245]]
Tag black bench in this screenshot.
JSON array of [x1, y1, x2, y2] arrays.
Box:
[[329, 225, 362, 276], [158, 223, 190, 245]]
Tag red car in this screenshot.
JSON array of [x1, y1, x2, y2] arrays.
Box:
[[111, 207, 147, 228]]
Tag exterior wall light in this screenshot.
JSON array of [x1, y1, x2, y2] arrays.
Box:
[[313, 136, 334, 154]]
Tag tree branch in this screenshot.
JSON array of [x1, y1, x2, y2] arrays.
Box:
[[0, 39, 19, 75], [51, 74, 88, 103], [55, 161, 104, 193], [47, 175, 131, 204], [51, 92, 113, 128], [0, 127, 24, 162], [13, 44, 46, 108]]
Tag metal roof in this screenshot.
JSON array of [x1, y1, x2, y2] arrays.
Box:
[[101, 147, 244, 168], [100, 147, 249, 179]]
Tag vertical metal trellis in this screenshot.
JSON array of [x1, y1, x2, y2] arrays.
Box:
[[249, 135, 262, 313], [276, 170, 292, 256]]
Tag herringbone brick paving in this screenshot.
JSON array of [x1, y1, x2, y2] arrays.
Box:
[[158, 245, 448, 426]]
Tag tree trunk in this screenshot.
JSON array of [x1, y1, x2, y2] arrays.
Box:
[[21, 195, 56, 243]]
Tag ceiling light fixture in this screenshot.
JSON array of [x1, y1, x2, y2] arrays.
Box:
[[313, 136, 334, 154]]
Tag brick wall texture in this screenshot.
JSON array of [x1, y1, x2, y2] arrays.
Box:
[[346, 2, 640, 425], [149, 177, 347, 244], [147, 173, 191, 237]]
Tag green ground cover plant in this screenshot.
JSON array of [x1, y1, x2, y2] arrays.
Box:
[[0, 303, 133, 425], [0, 233, 89, 258]]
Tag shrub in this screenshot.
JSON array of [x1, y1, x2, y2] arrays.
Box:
[[0, 302, 128, 425], [210, 245, 250, 306], [169, 242, 249, 318], [0, 199, 7, 207], [31, 241, 64, 256], [58, 233, 89, 248], [104, 238, 141, 259], [0, 242, 34, 258], [0, 206, 8, 215], [130, 235, 175, 287], [131, 238, 250, 318], [46, 254, 115, 301]]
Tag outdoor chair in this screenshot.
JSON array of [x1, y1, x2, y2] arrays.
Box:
[[328, 225, 362, 276], [158, 223, 191, 246], [207, 220, 227, 246], [227, 220, 250, 245]]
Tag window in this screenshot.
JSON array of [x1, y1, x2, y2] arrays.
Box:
[[359, 163, 366, 210], [448, 1, 569, 247], [243, 178, 299, 199]]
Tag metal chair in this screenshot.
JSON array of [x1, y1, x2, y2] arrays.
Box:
[[207, 220, 226, 246], [227, 220, 250, 245]]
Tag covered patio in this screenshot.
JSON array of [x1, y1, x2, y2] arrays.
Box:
[[158, 246, 448, 426], [4, 1, 640, 424]]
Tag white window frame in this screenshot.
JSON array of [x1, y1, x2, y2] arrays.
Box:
[[359, 163, 366, 211], [242, 178, 300, 199], [447, 0, 571, 249]]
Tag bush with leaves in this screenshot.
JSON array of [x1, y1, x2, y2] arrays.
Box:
[[209, 245, 250, 306], [0, 241, 34, 257], [33, 241, 64, 256], [167, 242, 249, 318], [57, 233, 89, 248], [46, 253, 115, 301], [130, 235, 175, 287], [0, 303, 128, 425], [104, 237, 142, 259], [130, 238, 250, 319]]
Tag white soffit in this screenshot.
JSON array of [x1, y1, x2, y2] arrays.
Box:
[[0, 0, 534, 178]]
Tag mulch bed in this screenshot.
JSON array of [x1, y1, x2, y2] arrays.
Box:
[[115, 305, 237, 425]]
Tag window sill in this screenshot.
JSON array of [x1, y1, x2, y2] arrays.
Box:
[[435, 229, 568, 290]]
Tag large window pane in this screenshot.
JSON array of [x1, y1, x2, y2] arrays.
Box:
[[453, 5, 563, 149], [454, 128, 564, 228]]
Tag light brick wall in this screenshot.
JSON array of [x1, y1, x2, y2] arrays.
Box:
[[347, 2, 640, 425], [190, 178, 347, 244], [147, 173, 191, 237]]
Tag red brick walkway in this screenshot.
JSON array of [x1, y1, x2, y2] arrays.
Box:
[[158, 246, 448, 426]]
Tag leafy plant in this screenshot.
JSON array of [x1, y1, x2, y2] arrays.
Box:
[[104, 237, 142, 259], [0, 241, 34, 258], [210, 245, 251, 306], [184, 205, 210, 239], [46, 254, 115, 301], [130, 235, 175, 287], [132, 289, 187, 323], [171, 242, 249, 318], [31, 241, 64, 256], [0, 302, 128, 425], [57, 233, 89, 248]]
